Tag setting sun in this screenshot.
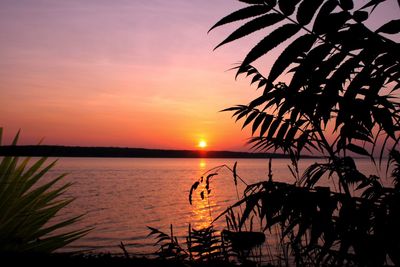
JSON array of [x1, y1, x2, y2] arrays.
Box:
[[198, 140, 207, 149]]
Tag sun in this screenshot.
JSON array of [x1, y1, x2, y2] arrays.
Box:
[[198, 140, 207, 149]]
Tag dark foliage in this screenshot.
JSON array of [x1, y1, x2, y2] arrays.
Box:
[[214, 0, 400, 163], [220, 179, 400, 266], [147, 224, 231, 263], [210, 0, 400, 266], [148, 222, 268, 266], [147, 225, 189, 261]]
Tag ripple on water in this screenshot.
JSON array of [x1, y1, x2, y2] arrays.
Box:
[[46, 157, 379, 254]]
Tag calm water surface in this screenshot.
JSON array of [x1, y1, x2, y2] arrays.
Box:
[[45, 157, 386, 254]]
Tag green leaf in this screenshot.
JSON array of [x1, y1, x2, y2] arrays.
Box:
[[209, 5, 273, 33], [296, 0, 324, 25], [268, 34, 316, 83], [377, 19, 400, 34], [241, 23, 301, 68], [22, 159, 56, 194], [215, 13, 284, 49], [0, 131, 88, 253]]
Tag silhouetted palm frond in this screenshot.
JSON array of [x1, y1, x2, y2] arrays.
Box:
[[0, 129, 89, 253]]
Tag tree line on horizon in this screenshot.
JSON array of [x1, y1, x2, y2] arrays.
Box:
[[0, 144, 292, 158]]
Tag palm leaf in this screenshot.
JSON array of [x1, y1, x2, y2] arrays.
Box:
[[0, 130, 89, 252]]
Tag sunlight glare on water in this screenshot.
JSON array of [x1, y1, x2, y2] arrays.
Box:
[[43, 157, 385, 254]]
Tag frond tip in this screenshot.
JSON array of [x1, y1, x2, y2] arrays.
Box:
[[0, 130, 89, 253]]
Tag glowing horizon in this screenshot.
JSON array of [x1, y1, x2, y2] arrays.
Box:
[[0, 0, 257, 151], [0, 1, 397, 151]]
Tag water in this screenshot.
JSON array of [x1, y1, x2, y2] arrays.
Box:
[[43, 157, 387, 255]]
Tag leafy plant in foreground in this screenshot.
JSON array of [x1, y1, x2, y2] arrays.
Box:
[[189, 163, 268, 266], [0, 129, 89, 252], [150, 163, 268, 265], [147, 224, 226, 263], [147, 225, 188, 261], [187, 224, 224, 262], [215, 0, 400, 165], [208, 0, 400, 266]]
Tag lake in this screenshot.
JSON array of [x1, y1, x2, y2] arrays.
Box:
[[44, 157, 389, 255]]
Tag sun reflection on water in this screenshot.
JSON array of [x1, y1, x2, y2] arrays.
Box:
[[191, 192, 215, 229], [199, 159, 206, 169], [190, 158, 221, 229]]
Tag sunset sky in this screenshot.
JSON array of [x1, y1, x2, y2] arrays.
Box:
[[0, 0, 398, 151]]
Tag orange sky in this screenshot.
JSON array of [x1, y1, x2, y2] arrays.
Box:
[[0, 1, 398, 151]]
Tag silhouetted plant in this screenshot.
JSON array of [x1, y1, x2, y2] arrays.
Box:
[[215, 0, 400, 166], [0, 129, 89, 252], [189, 163, 268, 266], [150, 162, 268, 265], [148, 224, 229, 263], [209, 0, 400, 266], [187, 224, 224, 262], [147, 225, 189, 261]]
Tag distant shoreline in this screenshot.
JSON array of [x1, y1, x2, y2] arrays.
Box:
[[0, 145, 305, 159]]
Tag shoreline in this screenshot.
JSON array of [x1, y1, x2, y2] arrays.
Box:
[[0, 145, 318, 159]]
